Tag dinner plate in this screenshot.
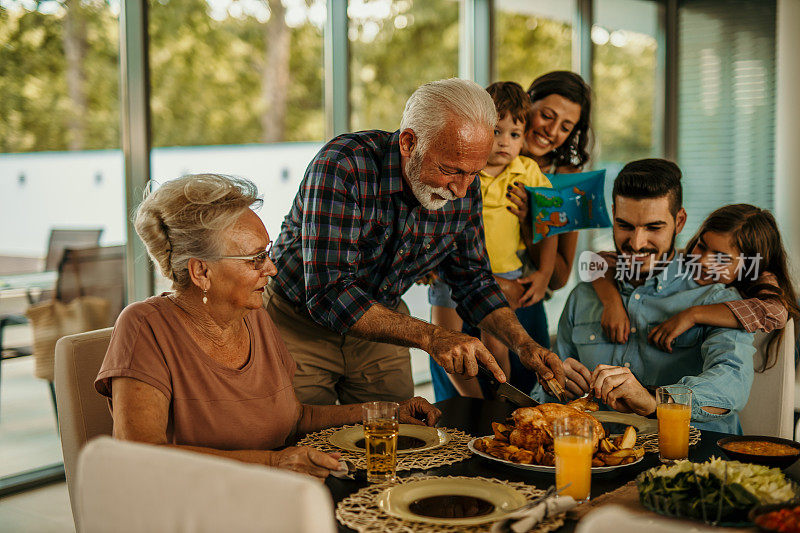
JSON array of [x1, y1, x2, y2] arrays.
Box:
[[328, 424, 450, 454], [377, 477, 528, 526], [589, 411, 658, 435], [468, 436, 644, 473]]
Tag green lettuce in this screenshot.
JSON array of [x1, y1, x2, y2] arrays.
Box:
[[637, 457, 797, 524]]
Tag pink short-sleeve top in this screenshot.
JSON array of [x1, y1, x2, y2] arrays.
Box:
[[95, 295, 298, 450]]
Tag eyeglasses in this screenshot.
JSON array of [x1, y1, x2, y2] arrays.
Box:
[[219, 242, 273, 270]]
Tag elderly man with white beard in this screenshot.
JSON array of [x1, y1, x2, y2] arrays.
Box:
[[264, 78, 565, 405]]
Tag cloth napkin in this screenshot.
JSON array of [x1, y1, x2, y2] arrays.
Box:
[[491, 495, 578, 533], [330, 459, 352, 479]]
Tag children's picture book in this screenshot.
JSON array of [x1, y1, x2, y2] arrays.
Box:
[[525, 169, 612, 243]]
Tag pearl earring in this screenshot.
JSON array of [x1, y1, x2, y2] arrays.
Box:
[[202, 289, 208, 305]]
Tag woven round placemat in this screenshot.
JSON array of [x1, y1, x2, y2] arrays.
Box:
[[336, 475, 566, 533], [636, 426, 701, 453], [296, 425, 473, 471]]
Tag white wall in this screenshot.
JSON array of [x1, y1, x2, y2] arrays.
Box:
[[0, 143, 323, 257]]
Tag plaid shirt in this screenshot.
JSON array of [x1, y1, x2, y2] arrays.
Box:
[[724, 272, 788, 333], [271, 130, 508, 334]]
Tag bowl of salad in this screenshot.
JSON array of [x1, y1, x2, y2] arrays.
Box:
[[637, 457, 799, 526]]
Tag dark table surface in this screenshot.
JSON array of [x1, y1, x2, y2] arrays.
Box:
[[326, 396, 751, 532]]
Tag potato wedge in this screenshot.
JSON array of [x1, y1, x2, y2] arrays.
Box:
[[599, 438, 618, 453], [632, 447, 645, 460], [619, 456, 636, 465], [591, 456, 605, 467], [608, 448, 636, 459], [511, 449, 535, 464], [492, 422, 511, 442], [597, 448, 636, 466], [619, 426, 637, 449], [595, 452, 623, 466]]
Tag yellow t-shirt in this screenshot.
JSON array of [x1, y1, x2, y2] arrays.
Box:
[[479, 156, 552, 274]]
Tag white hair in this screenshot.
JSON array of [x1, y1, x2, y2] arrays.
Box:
[[400, 78, 498, 154]]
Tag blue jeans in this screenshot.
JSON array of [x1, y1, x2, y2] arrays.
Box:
[[429, 300, 551, 402]]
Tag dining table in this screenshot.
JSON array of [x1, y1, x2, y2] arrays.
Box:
[[325, 396, 798, 532]]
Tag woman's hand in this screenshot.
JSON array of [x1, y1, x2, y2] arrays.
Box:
[[648, 309, 696, 353], [516, 270, 548, 307], [269, 446, 341, 480], [601, 301, 631, 344], [399, 397, 442, 426], [506, 181, 530, 223]]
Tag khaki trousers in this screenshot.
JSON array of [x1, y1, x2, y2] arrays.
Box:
[[263, 281, 414, 405]]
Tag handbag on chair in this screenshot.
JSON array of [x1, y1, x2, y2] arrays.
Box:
[[25, 296, 111, 382]]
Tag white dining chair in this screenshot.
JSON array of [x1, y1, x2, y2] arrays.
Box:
[[75, 436, 337, 533], [739, 319, 795, 439], [576, 505, 718, 533]]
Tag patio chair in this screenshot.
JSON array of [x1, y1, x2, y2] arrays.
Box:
[[54, 327, 114, 529], [10, 245, 125, 422], [739, 319, 795, 439], [75, 437, 336, 533], [44, 228, 103, 273], [0, 229, 102, 418]]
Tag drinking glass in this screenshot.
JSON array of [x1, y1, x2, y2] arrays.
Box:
[[656, 385, 693, 462], [553, 417, 593, 502], [362, 401, 399, 483]]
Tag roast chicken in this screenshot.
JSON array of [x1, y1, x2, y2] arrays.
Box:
[[508, 403, 605, 454]]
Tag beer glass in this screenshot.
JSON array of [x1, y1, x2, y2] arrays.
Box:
[[553, 417, 593, 502], [362, 401, 399, 483], [656, 385, 692, 462]]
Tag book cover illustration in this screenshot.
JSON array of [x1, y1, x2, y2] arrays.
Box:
[[525, 169, 612, 243]]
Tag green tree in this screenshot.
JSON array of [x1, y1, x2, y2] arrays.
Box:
[[593, 33, 657, 163], [0, 1, 119, 152], [349, 0, 459, 131], [494, 11, 571, 88]]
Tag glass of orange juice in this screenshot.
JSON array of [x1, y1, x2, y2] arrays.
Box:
[[656, 385, 692, 463], [553, 417, 593, 502]]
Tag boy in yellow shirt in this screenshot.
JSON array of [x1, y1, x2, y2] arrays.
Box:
[[428, 81, 558, 398]]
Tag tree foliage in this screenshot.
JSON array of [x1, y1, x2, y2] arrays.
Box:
[[0, 0, 656, 162]]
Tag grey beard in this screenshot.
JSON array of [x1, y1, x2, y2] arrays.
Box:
[[405, 150, 454, 210]]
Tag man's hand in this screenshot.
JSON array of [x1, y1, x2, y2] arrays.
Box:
[[648, 310, 696, 352], [516, 270, 549, 307], [399, 397, 441, 426], [495, 276, 525, 310], [562, 357, 592, 400], [517, 341, 566, 394], [428, 327, 507, 383], [601, 301, 630, 344], [270, 446, 341, 480], [590, 364, 656, 416]]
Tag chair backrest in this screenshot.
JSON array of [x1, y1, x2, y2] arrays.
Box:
[[75, 437, 337, 533], [740, 319, 795, 438], [54, 327, 114, 528], [45, 229, 103, 272], [56, 245, 126, 326]]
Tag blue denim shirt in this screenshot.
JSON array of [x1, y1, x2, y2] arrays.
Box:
[[533, 256, 755, 434]]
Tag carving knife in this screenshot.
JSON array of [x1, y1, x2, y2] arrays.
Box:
[[477, 364, 539, 407]]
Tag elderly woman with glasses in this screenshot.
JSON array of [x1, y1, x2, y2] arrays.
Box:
[[95, 174, 440, 480]]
